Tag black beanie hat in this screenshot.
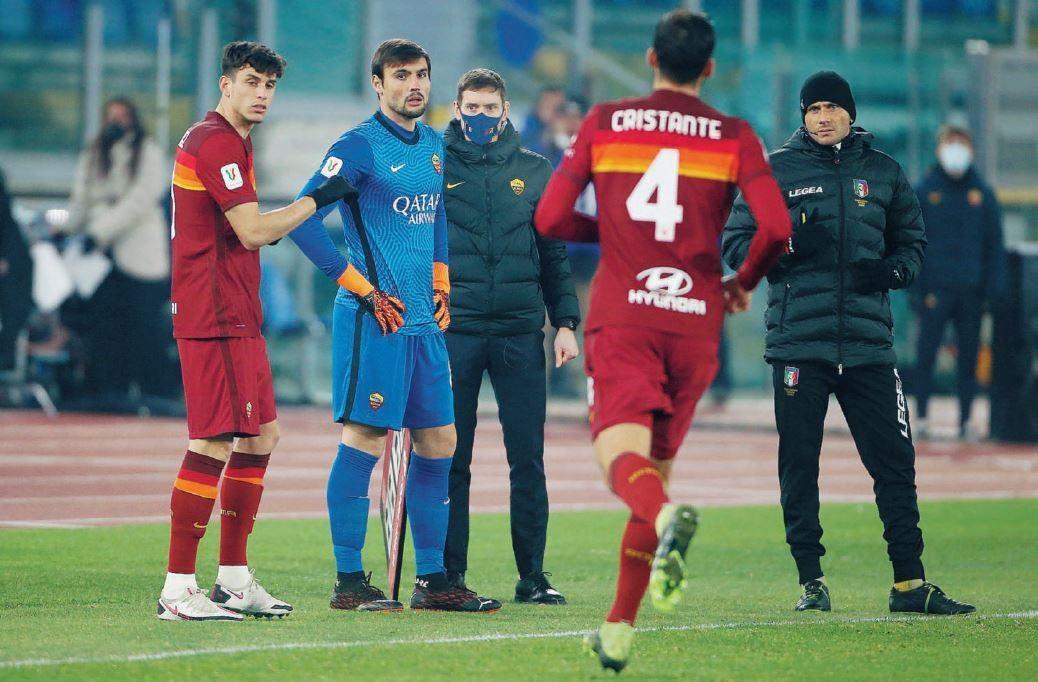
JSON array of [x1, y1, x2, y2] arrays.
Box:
[[800, 71, 856, 123]]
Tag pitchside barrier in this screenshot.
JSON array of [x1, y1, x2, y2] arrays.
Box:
[[380, 429, 411, 601]]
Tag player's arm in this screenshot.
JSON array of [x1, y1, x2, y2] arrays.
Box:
[[728, 122, 792, 291], [194, 133, 351, 251], [224, 179, 349, 251], [289, 134, 405, 333], [534, 107, 599, 242], [432, 187, 451, 331]]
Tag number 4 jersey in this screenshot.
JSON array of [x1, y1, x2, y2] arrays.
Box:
[[536, 89, 790, 339]]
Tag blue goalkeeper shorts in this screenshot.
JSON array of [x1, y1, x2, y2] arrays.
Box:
[[331, 301, 453, 430]]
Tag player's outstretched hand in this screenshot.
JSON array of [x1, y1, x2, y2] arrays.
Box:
[[433, 288, 450, 331], [359, 289, 406, 334], [306, 175, 359, 210], [722, 273, 751, 314]]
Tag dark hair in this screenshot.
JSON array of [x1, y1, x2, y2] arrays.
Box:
[[652, 9, 715, 85], [456, 68, 506, 102], [221, 41, 286, 79], [371, 38, 430, 80], [92, 97, 145, 179]]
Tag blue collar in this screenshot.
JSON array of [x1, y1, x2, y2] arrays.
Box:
[[375, 110, 420, 145]]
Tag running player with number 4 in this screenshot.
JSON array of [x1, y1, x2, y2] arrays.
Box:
[[535, 10, 791, 672]]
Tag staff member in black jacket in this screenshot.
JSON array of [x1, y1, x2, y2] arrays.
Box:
[[912, 124, 1006, 441], [442, 69, 581, 604], [723, 71, 974, 615]]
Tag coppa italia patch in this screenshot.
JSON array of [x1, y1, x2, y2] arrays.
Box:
[[221, 163, 243, 190]]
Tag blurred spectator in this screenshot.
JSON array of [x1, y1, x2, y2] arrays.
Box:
[[61, 96, 173, 405], [522, 86, 565, 159], [912, 124, 1006, 441], [544, 98, 587, 167], [0, 168, 33, 374]]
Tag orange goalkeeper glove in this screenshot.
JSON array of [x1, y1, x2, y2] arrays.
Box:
[[432, 262, 450, 332], [360, 289, 406, 334], [337, 263, 406, 335]]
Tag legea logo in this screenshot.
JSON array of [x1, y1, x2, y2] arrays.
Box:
[[636, 267, 693, 296]]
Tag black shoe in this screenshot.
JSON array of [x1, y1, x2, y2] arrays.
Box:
[[515, 571, 566, 605], [795, 579, 831, 612], [446, 570, 467, 590], [410, 572, 501, 613], [330, 572, 403, 611], [889, 582, 975, 615]]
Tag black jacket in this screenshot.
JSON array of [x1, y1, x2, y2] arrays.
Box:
[[723, 128, 926, 368], [914, 165, 1005, 299], [443, 119, 580, 336]]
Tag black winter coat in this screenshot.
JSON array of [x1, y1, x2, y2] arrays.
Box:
[[914, 165, 1005, 298], [443, 119, 580, 336], [723, 128, 926, 368]]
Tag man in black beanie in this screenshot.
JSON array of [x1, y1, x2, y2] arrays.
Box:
[[723, 71, 975, 616]]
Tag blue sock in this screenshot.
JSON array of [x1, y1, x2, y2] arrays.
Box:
[[327, 443, 379, 574], [405, 452, 452, 577]]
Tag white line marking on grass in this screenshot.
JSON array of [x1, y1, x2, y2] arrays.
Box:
[[2, 611, 1036, 669]]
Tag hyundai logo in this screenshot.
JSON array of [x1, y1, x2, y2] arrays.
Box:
[[636, 267, 693, 296]]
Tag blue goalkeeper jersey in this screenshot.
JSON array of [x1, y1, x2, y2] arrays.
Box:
[[292, 111, 448, 336]]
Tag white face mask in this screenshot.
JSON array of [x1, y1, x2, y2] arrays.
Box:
[[938, 142, 972, 178], [553, 132, 573, 150]]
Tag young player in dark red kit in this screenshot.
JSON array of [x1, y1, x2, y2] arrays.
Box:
[[158, 41, 352, 621], [535, 10, 791, 670]]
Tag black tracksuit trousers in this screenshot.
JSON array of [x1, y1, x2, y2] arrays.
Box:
[[913, 288, 983, 426], [771, 362, 925, 584], [444, 330, 548, 578]]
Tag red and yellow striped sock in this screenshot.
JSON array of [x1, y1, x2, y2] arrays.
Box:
[[606, 515, 657, 625], [168, 451, 225, 574], [219, 452, 270, 566]]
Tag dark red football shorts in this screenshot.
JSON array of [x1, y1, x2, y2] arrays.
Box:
[[177, 336, 276, 439], [584, 326, 718, 461]]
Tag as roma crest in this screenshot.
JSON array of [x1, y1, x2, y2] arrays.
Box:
[[431, 153, 442, 175], [967, 188, 983, 206], [510, 178, 525, 195], [369, 392, 384, 411]]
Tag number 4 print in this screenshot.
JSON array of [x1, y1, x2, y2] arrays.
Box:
[[626, 148, 684, 242]]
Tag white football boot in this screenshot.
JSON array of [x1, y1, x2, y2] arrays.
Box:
[[157, 586, 243, 621], [210, 569, 293, 618]]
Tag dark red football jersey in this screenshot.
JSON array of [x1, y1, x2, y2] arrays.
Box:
[[171, 111, 261, 339], [537, 89, 789, 339]]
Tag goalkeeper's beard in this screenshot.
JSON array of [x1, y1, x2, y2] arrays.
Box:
[[387, 97, 428, 120]]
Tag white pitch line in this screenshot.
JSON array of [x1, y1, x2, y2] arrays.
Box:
[[2, 611, 1036, 670]]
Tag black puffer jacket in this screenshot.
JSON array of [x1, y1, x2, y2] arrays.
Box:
[[443, 119, 580, 336], [723, 128, 926, 368]]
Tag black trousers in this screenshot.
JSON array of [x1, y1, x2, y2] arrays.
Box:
[[0, 264, 32, 371], [914, 289, 983, 425], [444, 330, 548, 577], [82, 269, 171, 396], [772, 362, 925, 584]]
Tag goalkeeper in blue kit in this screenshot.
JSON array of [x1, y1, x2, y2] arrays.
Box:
[[290, 38, 500, 613]]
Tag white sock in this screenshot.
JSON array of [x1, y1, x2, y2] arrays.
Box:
[[162, 572, 198, 600], [217, 565, 251, 588]]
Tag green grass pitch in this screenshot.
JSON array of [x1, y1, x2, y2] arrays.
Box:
[[1, 499, 1036, 679]]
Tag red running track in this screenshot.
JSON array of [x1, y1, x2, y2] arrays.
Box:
[[1, 401, 1036, 529]]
